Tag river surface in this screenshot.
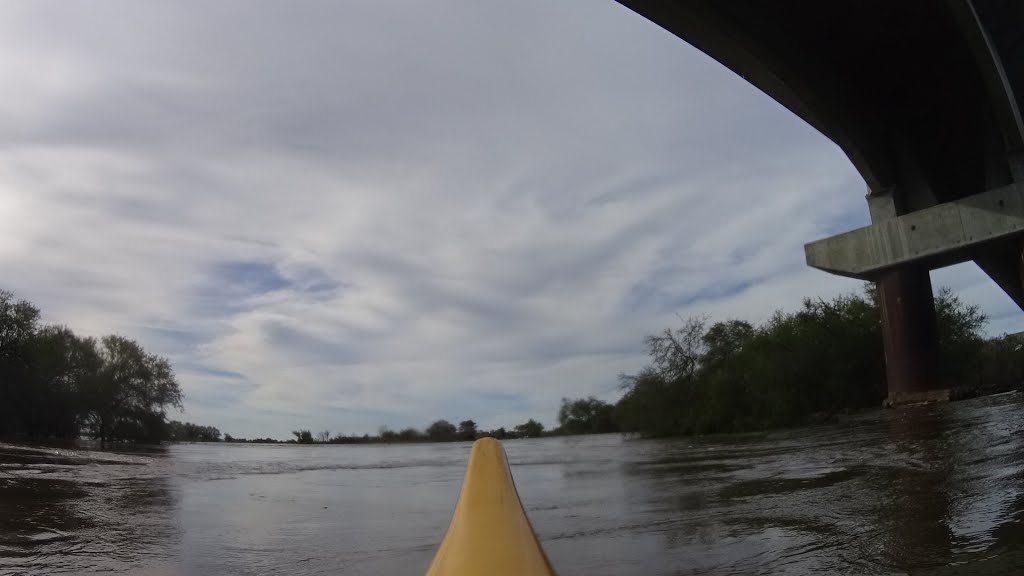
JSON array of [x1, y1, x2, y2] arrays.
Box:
[[2, 392, 1023, 575]]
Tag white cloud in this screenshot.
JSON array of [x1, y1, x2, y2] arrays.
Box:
[[1, 0, 1020, 438]]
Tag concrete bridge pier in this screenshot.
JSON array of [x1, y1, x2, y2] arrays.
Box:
[[867, 190, 944, 405], [876, 266, 942, 405]]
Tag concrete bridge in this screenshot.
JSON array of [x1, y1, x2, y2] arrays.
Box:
[[616, 1, 1024, 404]]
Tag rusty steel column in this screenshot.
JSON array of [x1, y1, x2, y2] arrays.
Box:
[[877, 265, 943, 405]]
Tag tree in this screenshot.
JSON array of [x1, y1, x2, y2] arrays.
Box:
[[167, 421, 221, 442], [457, 419, 478, 440], [615, 368, 683, 436], [23, 326, 101, 438], [0, 291, 42, 436], [557, 397, 617, 434], [934, 287, 987, 387], [397, 427, 422, 442], [514, 419, 544, 438], [292, 429, 314, 444], [379, 426, 399, 442], [0, 288, 189, 442], [976, 332, 1024, 393], [86, 335, 183, 443], [317, 429, 331, 443], [644, 316, 708, 382], [0, 290, 39, 359], [702, 320, 755, 368], [426, 419, 457, 442]]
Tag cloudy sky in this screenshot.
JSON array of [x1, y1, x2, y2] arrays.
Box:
[[2, 1, 1021, 438]]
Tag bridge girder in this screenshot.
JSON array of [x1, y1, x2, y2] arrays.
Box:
[[616, 0, 1024, 305]]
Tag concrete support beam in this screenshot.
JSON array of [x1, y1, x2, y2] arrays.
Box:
[[805, 182, 1024, 279]]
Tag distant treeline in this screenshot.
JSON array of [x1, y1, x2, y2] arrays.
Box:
[[201, 284, 1024, 443], [0, 290, 184, 443], [223, 418, 550, 445], [9, 284, 1021, 446], [166, 420, 222, 442], [265, 401, 620, 445], [187, 285, 1024, 443]]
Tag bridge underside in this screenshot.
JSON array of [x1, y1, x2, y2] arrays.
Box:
[[617, 0, 1024, 402]]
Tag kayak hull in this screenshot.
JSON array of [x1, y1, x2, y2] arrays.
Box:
[[426, 437, 556, 576]]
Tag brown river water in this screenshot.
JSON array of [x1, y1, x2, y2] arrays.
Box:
[[2, 391, 1023, 575]]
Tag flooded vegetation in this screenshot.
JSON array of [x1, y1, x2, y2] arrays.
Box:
[[3, 392, 1023, 575]]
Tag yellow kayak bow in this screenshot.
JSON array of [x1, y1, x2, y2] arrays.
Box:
[[426, 437, 557, 576]]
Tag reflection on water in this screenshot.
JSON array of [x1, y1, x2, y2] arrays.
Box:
[[1, 391, 1023, 575]]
